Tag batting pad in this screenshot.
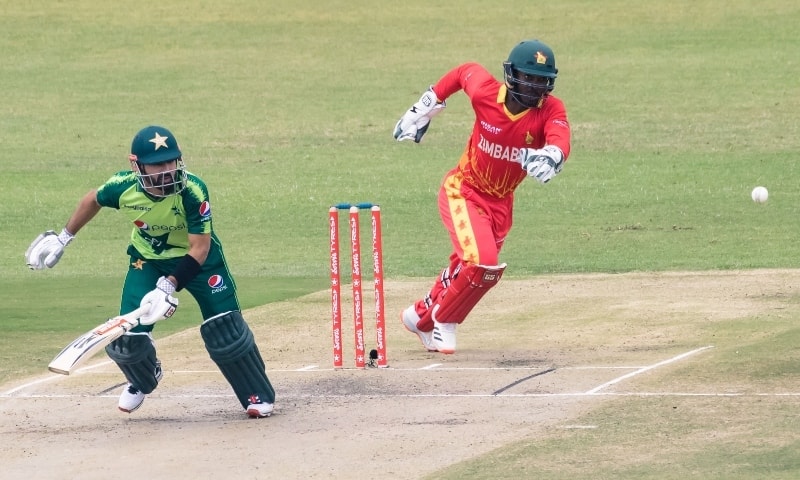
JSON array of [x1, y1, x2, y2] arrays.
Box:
[[201, 311, 276, 408], [105, 333, 161, 394]]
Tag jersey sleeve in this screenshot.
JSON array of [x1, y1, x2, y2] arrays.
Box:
[[542, 97, 571, 161], [181, 173, 213, 235], [96, 171, 138, 209], [431, 63, 496, 102]]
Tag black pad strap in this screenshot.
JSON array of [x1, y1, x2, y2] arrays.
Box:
[[105, 334, 161, 394], [201, 311, 275, 408]]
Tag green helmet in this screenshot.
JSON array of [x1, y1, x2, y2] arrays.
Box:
[[130, 125, 182, 164], [128, 125, 186, 197], [503, 39, 558, 108]]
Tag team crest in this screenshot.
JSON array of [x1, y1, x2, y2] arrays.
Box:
[[535, 51, 548, 64], [149, 132, 170, 150]]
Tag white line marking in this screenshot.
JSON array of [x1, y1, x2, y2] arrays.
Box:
[[561, 425, 598, 429], [421, 363, 443, 370], [4, 391, 800, 400], [297, 365, 319, 371], [585, 346, 714, 394]]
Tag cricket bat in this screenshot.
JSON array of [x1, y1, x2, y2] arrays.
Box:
[[48, 305, 150, 375]]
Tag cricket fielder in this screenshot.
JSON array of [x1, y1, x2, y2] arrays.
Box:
[[26, 125, 276, 418], [393, 39, 572, 354]]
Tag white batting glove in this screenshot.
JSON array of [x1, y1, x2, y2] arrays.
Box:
[[519, 145, 565, 184], [25, 229, 75, 270], [393, 86, 446, 143], [138, 276, 179, 325]]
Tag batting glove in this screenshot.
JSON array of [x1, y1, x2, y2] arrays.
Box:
[[138, 276, 179, 325], [393, 86, 446, 143], [519, 145, 565, 184], [25, 228, 75, 270]]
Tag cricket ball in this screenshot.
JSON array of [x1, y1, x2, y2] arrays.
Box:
[[751, 186, 768, 204]]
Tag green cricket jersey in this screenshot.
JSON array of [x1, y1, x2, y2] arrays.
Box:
[[98, 170, 239, 320], [96, 171, 214, 259]]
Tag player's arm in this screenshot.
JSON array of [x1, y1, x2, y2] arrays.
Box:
[[139, 232, 210, 325], [65, 189, 103, 235], [25, 189, 103, 270], [165, 232, 210, 289]]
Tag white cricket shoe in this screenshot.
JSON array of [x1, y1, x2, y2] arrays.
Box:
[[401, 305, 437, 352], [246, 395, 274, 418], [118, 384, 145, 413], [432, 320, 457, 354], [117, 361, 161, 413]]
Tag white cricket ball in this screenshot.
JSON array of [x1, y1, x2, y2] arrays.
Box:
[[751, 186, 768, 204]]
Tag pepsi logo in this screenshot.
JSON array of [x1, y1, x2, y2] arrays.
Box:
[[134, 220, 149, 230], [199, 201, 211, 217], [207, 275, 224, 288]]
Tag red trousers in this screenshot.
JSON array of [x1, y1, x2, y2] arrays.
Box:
[[413, 168, 513, 329]]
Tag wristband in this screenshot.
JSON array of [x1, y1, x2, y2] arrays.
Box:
[[170, 254, 202, 291], [58, 228, 75, 246]]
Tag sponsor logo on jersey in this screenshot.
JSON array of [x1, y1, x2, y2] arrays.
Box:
[[148, 224, 186, 231], [199, 201, 211, 218], [134, 221, 186, 232], [124, 204, 152, 211], [480, 120, 502, 135], [208, 274, 228, 294]]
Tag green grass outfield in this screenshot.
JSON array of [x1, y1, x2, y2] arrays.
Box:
[[2, 0, 799, 477]]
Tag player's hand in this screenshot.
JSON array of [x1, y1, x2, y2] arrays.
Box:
[[519, 145, 564, 184], [393, 86, 446, 143], [25, 229, 74, 270], [138, 276, 179, 325]]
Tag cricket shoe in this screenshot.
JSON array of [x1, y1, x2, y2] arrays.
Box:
[[118, 384, 145, 413], [401, 305, 437, 352], [246, 395, 274, 418], [117, 360, 161, 413], [432, 320, 457, 354]]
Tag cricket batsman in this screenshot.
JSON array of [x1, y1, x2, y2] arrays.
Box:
[[25, 125, 276, 418], [393, 39, 572, 354]]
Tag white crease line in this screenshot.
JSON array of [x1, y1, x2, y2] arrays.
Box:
[[2, 360, 122, 395], [0, 355, 706, 397], [421, 363, 444, 370], [585, 346, 714, 394], [5, 391, 800, 399]]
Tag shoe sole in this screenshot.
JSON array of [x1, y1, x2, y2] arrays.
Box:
[[247, 408, 273, 418], [399, 311, 438, 352], [118, 401, 143, 413]]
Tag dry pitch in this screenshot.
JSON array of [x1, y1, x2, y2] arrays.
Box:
[[2, 270, 797, 479]]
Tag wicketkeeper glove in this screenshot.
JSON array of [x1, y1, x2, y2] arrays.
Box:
[[393, 86, 446, 143], [519, 145, 565, 184], [25, 228, 75, 270], [138, 276, 179, 325]]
